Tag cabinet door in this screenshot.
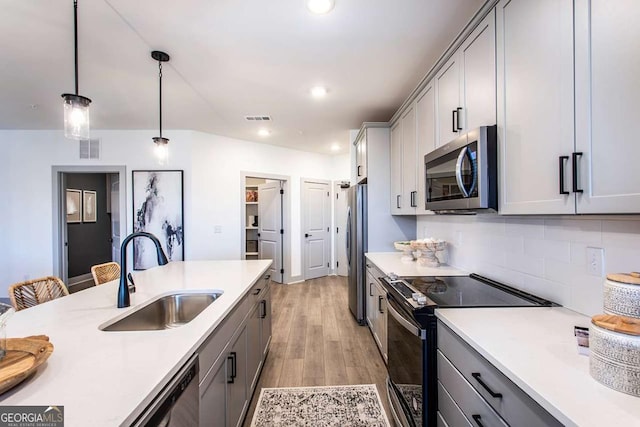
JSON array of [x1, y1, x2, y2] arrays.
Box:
[[416, 82, 436, 214], [401, 106, 417, 214], [227, 324, 248, 427], [497, 0, 575, 214], [376, 282, 388, 362], [247, 303, 262, 392], [260, 287, 272, 358], [575, 0, 640, 213], [436, 56, 461, 147], [199, 352, 228, 427], [460, 9, 496, 132], [356, 132, 367, 183], [390, 121, 403, 214], [365, 270, 377, 330]]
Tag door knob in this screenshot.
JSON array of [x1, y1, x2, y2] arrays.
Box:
[[305, 233, 312, 238]]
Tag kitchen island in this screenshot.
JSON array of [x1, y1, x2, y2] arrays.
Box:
[[0, 260, 271, 426]]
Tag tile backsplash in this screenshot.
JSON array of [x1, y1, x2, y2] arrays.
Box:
[[417, 215, 640, 316]]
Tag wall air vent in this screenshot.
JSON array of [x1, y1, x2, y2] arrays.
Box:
[[79, 138, 100, 159], [244, 115, 272, 121]]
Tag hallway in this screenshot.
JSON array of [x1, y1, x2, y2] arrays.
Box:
[[243, 275, 390, 425]]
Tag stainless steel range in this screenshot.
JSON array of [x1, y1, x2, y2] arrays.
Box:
[[382, 273, 556, 427]]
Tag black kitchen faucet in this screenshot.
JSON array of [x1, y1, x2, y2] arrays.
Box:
[[117, 232, 169, 308]]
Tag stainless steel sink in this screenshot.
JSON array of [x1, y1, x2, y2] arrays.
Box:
[[100, 292, 222, 331]]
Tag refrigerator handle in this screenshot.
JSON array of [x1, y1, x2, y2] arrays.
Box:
[[346, 206, 351, 267]]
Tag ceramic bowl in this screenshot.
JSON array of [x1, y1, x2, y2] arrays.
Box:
[[589, 322, 640, 397], [603, 278, 640, 319]]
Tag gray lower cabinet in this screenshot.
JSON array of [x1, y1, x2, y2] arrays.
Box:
[[365, 262, 387, 362], [437, 321, 562, 427], [198, 273, 272, 426]]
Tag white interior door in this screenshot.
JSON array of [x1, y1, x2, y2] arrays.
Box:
[[334, 183, 349, 276], [110, 173, 121, 264], [303, 180, 330, 280], [258, 181, 283, 283]]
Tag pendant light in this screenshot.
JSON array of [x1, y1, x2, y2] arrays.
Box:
[[151, 51, 170, 165], [61, 0, 91, 140]]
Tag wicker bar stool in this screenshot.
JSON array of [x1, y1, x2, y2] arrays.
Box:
[[91, 262, 121, 285], [8, 276, 69, 311]]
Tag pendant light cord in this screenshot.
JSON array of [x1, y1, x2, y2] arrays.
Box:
[[158, 61, 163, 139], [73, 0, 79, 95]]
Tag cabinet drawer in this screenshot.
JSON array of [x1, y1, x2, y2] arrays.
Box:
[[437, 322, 562, 427], [248, 273, 271, 305], [438, 382, 472, 427], [438, 351, 507, 427], [365, 261, 384, 282]]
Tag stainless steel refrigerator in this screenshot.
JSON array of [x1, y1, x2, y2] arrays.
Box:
[[347, 184, 367, 324]]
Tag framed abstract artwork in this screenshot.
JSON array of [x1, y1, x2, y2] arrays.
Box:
[[132, 170, 184, 270], [66, 189, 82, 224], [82, 190, 97, 222]]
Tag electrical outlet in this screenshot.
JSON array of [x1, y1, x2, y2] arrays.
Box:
[[586, 247, 604, 277], [214, 225, 222, 234]]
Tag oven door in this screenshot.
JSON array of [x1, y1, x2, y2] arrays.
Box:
[[387, 293, 426, 427]]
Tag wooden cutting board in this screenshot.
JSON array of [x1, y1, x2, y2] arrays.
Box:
[[0, 335, 54, 395], [592, 314, 640, 336], [607, 272, 640, 285]]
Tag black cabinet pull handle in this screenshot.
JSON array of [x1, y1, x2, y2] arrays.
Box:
[[264, 274, 271, 281], [559, 156, 569, 195], [357, 165, 362, 177], [410, 191, 417, 207], [456, 107, 463, 130], [260, 300, 267, 318], [472, 415, 484, 427], [472, 372, 503, 398], [370, 282, 374, 297], [452, 110, 457, 133], [227, 353, 236, 384], [252, 288, 261, 295], [378, 295, 384, 313], [572, 152, 584, 193], [396, 195, 401, 209]]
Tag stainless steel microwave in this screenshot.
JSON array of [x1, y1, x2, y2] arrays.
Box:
[[424, 125, 497, 211]]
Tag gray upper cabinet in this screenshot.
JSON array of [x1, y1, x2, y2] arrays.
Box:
[[436, 9, 496, 149], [574, 0, 640, 213], [415, 82, 436, 214], [401, 106, 417, 214], [390, 121, 403, 214], [460, 10, 496, 133], [497, 0, 575, 215], [355, 130, 368, 183], [435, 56, 462, 147]]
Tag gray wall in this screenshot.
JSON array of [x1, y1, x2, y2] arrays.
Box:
[[66, 173, 112, 278]]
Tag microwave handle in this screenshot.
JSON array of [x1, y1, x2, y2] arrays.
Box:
[[456, 147, 470, 198]]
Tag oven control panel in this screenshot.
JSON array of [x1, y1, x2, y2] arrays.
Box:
[[384, 273, 430, 308]]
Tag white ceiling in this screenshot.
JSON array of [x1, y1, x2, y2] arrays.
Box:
[[0, 0, 484, 154]]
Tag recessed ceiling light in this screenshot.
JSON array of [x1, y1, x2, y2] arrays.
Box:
[[331, 143, 341, 152], [307, 0, 335, 14], [311, 86, 328, 98], [258, 129, 271, 137]]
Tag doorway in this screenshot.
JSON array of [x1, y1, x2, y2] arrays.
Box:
[[301, 178, 331, 280], [333, 180, 350, 276], [241, 173, 290, 284], [52, 166, 127, 291]]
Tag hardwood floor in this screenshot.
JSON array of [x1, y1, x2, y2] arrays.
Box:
[[242, 275, 391, 426]]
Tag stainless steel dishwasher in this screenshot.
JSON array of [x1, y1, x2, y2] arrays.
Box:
[[133, 354, 199, 426]]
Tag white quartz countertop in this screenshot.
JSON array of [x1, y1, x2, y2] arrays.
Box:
[[0, 260, 271, 427], [436, 307, 640, 427], [365, 252, 468, 277]]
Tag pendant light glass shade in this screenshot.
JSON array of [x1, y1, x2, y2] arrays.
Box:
[[62, 94, 91, 140], [153, 137, 169, 166]]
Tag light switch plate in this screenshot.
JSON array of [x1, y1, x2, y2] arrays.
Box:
[[586, 247, 604, 277]]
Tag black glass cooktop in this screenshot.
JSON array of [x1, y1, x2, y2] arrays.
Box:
[[403, 274, 549, 307]]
